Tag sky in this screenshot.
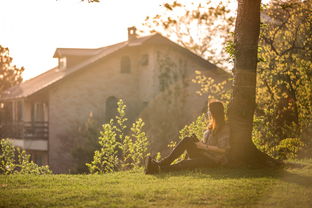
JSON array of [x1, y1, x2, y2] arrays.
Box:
[[0, 0, 167, 80]]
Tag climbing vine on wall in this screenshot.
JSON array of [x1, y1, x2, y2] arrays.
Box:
[[157, 51, 188, 105]]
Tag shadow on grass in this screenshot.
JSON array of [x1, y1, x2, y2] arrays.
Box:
[[153, 162, 312, 188]]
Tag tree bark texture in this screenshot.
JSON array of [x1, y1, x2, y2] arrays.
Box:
[[228, 0, 275, 166]]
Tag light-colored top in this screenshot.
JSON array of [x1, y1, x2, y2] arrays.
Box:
[[201, 124, 231, 165]]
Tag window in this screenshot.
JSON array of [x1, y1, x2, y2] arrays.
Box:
[[4, 102, 13, 122], [12, 101, 23, 121], [31, 103, 44, 122], [17, 102, 23, 121], [140, 54, 149, 66], [120, 56, 131, 73]]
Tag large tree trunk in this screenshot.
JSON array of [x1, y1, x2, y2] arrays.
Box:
[[228, 0, 278, 167]]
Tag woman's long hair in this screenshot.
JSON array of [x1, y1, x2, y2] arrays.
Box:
[[208, 101, 225, 133]]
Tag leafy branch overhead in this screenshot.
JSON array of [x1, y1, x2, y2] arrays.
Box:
[[140, 0, 235, 70]]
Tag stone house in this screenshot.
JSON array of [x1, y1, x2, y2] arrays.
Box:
[[0, 27, 229, 173]]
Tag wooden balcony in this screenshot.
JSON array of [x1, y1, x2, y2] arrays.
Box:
[[0, 121, 48, 140]]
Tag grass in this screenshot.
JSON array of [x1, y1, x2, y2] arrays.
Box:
[[1, 160, 312, 208]]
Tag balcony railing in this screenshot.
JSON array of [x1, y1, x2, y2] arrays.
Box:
[[0, 121, 48, 140]]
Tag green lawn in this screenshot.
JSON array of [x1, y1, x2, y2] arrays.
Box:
[[1, 160, 312, 208]]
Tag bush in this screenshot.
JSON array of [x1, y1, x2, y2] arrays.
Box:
[[86, 99, 150, 174], [0, 139, 51, 175], [252, 116, 306, 160], [253, 134, 305, 160], [86, 122, 120, 174], [271, 138, 305, 160]]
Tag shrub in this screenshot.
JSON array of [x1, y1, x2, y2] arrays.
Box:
[[270, 138, 305, 160], [86, 122, 120, 174], [122, 118, 150, 169], [252, 116, 306, 160], [86, 99, 150, 174], [0, 139, 51, 175], [253, 133, 305, 160], [127, 118, 150, 168]]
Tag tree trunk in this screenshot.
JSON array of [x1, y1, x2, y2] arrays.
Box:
[[228, 0, 278, 167]]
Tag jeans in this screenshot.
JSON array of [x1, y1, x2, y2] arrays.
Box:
[[158, 136, 217, 172]]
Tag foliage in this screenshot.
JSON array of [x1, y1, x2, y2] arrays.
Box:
[[192, 70, 231, 104], [0, 139, 51, 175], [253, 128, 304, 160], [254, 0, 312, 156], [0, 45, 24, 94], [225, 38, 236, 60], [86, 122, 119, 174], [192, 70, 231, 120], [130, 119, 150, 167], [179, 113, 208, 141], [155, 152, 162, 162], [271, 138, 305, 160], [140, 0, 235, 70], [86, 99, 150, 174]]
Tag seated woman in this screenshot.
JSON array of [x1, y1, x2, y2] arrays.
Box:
[[145, 101, 231, 174]]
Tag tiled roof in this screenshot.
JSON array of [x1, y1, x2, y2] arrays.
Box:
[[0, 34, 225, 101]]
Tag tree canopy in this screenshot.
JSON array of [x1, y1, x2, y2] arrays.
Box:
[[0, 46, 24, 94], [254, 0, 312, 158]]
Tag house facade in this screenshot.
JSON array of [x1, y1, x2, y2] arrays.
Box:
[[0, 27, 229, 173]]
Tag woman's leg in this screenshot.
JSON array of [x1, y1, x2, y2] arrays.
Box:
[[158, 136, 201, 167], [161, 157, 217, 172]]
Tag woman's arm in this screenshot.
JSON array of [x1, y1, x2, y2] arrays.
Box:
[[195, 142, 227, 154]]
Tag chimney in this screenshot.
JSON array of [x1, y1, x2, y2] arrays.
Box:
[[128, 26, 137, 41]]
